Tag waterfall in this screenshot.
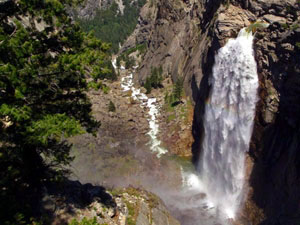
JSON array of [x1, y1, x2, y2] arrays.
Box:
[[198, 28, 259, 219]]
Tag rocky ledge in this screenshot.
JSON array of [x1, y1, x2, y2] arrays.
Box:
[[41, 180, 180, 225]]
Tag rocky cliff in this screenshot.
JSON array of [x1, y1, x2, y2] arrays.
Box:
[[128, 0, 300, 224], [41, 180, 180, 225], [73, 0, 115, 19]]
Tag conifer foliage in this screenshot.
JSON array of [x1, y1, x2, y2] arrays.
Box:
[[0, 0, 113, 223], [144, 66, 163, 94], [77, 0, 146, 53]]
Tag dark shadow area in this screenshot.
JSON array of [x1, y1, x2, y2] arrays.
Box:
[[189, 0, 225, 166], [191, 36, 221, 166], [249, 26, 300, 224], [200, 0, 223, 32], [171, 100, 183, 107], [191, 74, 209, 166], [249, 118, 300, 225], [39, 179, 116, 225]]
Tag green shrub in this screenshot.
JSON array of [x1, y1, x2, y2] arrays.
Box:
[[144, 78, 152, 94], [167, 114, 176, 122], [143, 66, 163, 93], [125, 201, 136, 225], [124, 43, 147, 57], [102, 85, 110, 94], [281, 23, 289, 29], [164, 77, 184, 107], [125, 56, 136, 69], [69, 217, 100, 225], [116, 43, 147, 69], [173, 77, 184, 102], [108, 101, 116, 112], [291, 23, 299, 30], [88, 81, 102, 90]]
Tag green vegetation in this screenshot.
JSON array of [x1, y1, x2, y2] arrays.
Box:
[[280, 21, 300, 31], [69, 217, 96, 225], [144, 66, 163, 94], [108, 188, 123, 197], [116, 43, 147, 69], [123, 43, 148, 57], [69, 217, 103, 225], [165, 77, 184, 106], [162, 77, 185, 124], [108, 100, 116, 112], [167, 114, 176, 122], [145, 191, 160, 210], [125, 56, 136, 69], [77, 0, 146, 53], [102, 84, 110, 94], [246, 21, 269, 33], [281, 23, 290, 29], [88, 81, 112, 93], [124, 187, 142, 198], [125, 201, 137, 225], [291, 23, 299, 30], [0, 0, 114, 223], [173, 77, 184, 102], [296, 42, 300, 49]]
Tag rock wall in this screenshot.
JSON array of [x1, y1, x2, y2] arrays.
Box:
[[120, 0, 158, 53], [73, 0, 116, 19], [247, 2, 300, 224], [131, 0, 300, 224]]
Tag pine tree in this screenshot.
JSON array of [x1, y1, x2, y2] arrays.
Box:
[[144, 78, 152, 94], [0, 0, 113, 223], [173, 77, 184, 102], [144, 66, 163, 92], [108, 100, 116, 112]]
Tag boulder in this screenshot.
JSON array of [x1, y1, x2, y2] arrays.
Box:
[[263, 14, 287, 24]]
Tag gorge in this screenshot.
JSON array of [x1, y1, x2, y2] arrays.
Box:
[[123, 0, 300, 224], [69, 0, 300, 224], [1, 0, 299, 224]]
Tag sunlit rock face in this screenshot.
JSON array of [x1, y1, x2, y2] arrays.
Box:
[[74, 0, 114, 19], [198, 28, 259, 219]]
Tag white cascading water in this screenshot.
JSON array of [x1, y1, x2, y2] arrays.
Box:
[[112, 60, 167, 157], [196, 28, 259, 219]]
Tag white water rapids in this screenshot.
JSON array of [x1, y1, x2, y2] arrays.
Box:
[[182, 28, 259, 222], [112, 60, 167, 157]]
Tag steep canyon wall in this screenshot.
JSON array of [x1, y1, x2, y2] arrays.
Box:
[[129, 0, 300, 224]]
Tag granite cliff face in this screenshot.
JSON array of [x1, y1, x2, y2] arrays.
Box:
[[73, 0, 123, 19], [120, 0, 158, 53], [129, 0, 300, 224]]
